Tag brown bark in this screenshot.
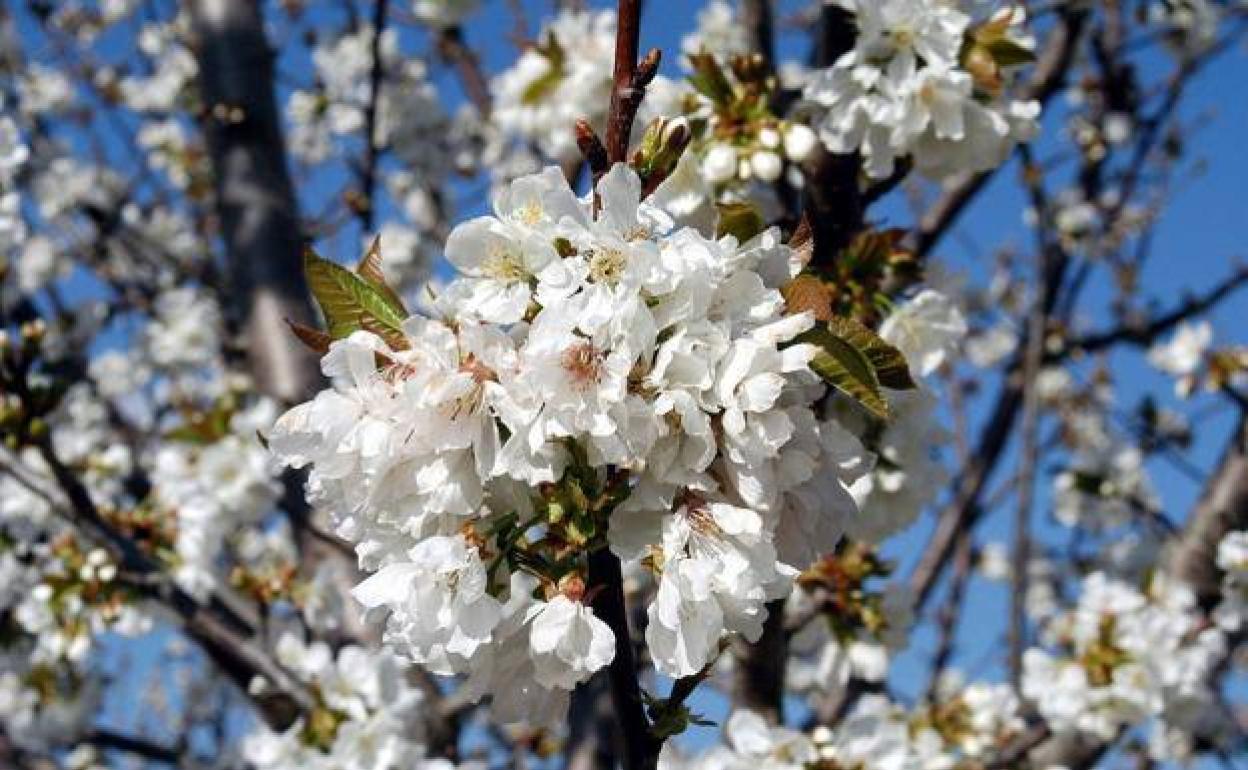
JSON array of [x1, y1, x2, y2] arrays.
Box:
[[189, 0, 319, 404]]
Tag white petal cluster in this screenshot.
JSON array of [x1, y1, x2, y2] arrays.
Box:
[[491, 10, 617, 162], [879, 289, 967, 378], [680, 1, 752, 63], [669, 684, 1028, 770], [804, 0, 1040, 179], [287, 25, 454, 183], [1022, 572, 1227, 760], [148, 402, 282, 598], [1147, 320, 1212, 396], [659, 709, 817, 770], [242, 634, 440, 770], [0, 112, 27, 257], [117, 19, 197, 113], [1213, 530, 1248, 632], [271, 163, 871, 720]]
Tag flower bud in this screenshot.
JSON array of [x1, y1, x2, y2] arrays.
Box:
[[758, 126, 781, 150], [703, 144, 737, 184], [783, 123, 818, 163], [750, 150, 783, 182]]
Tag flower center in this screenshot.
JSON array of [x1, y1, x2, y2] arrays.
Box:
[[483, 247, 528, 284], [515, 200, 544, 226], [561, 341, 604, 387], [890, 25, 916, 49], [587, 248, 627, 285]]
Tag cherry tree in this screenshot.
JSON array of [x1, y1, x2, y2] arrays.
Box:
[[1, 1, 1247, 769]]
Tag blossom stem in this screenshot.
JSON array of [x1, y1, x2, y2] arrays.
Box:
[[605, 0, 641, 163], [587, 546, 657, 770]]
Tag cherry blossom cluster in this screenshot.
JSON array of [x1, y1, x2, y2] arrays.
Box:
[[1021, 571, 1230, 762], [1, 110, 26, 259], [491, 10, 620, 164], [242, 634, 442, 770], [1214, 530, 1248, 632], [660, 683, 1025, 770], [270, 162, 882, 724], [804, 0, 1041, 179]]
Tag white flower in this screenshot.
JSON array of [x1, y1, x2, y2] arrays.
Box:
[[352, 534, 503, 675], [646, 499, 790, 677], [806, 0, 1038, 179], [750, 151, 783, 182], [879, 289, 967, 377], [491, 10, 617, 162], [526, 594, 615, 689], [681, 0, 751, 61], [145, 288, 222, 370], [1147, 321, 1211, 385]]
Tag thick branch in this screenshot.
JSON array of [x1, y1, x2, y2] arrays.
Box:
[[358, 0, 390, 231], [1167, 416, 1248, 607], [801, 5, 863, 266], [732, 599, 787, 722], [587, 547, 657, 770], [741, 0, 775, 73], [190, 0, 319, 403]]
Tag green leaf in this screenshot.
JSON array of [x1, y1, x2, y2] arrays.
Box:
[[686, 52, 734, 106], [304, 249, 408, 349], [824, 315, 917, 391], [984, 38, 1036, 68], [715, 201, 765, 243], [355, 236, 408, 318], [520, 33, 567, 105], [795, 325, 889, 419]]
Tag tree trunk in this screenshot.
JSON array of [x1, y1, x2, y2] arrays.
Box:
[[190, 0, 318, 404]]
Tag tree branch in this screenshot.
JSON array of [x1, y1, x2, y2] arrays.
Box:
[[190, 0, 319, 404], [357, 0, 390, 232], [741, 0, 775, 74], [10, 438, 315, 730], [587, 547, 656, 770], [438, 26, 492, 119], [87, 729, 181, 765], [1056, 264, 1248, 358], [604, 0, 659, 163]]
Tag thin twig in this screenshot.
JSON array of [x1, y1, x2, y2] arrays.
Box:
[[438, 26, 492, 118], [358, 0, 390, 232]]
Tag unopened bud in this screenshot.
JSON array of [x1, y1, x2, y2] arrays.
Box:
[[20, 319, 46, 343], [703, 144, 738, 184], [661, 116, 691, 155], [558, 573, 586, 602], [783, 123, 818, 163], [751, 150, 783, 182]]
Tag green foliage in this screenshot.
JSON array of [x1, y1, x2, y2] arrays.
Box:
[[686, 52, 735, 106], [714, 201, 765, 243], [795, 316, 916, 419], [520, 33, 567, 105], [303, 247, 409, 350]]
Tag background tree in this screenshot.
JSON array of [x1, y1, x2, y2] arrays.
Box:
[[1, 1, 1247, 769]]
